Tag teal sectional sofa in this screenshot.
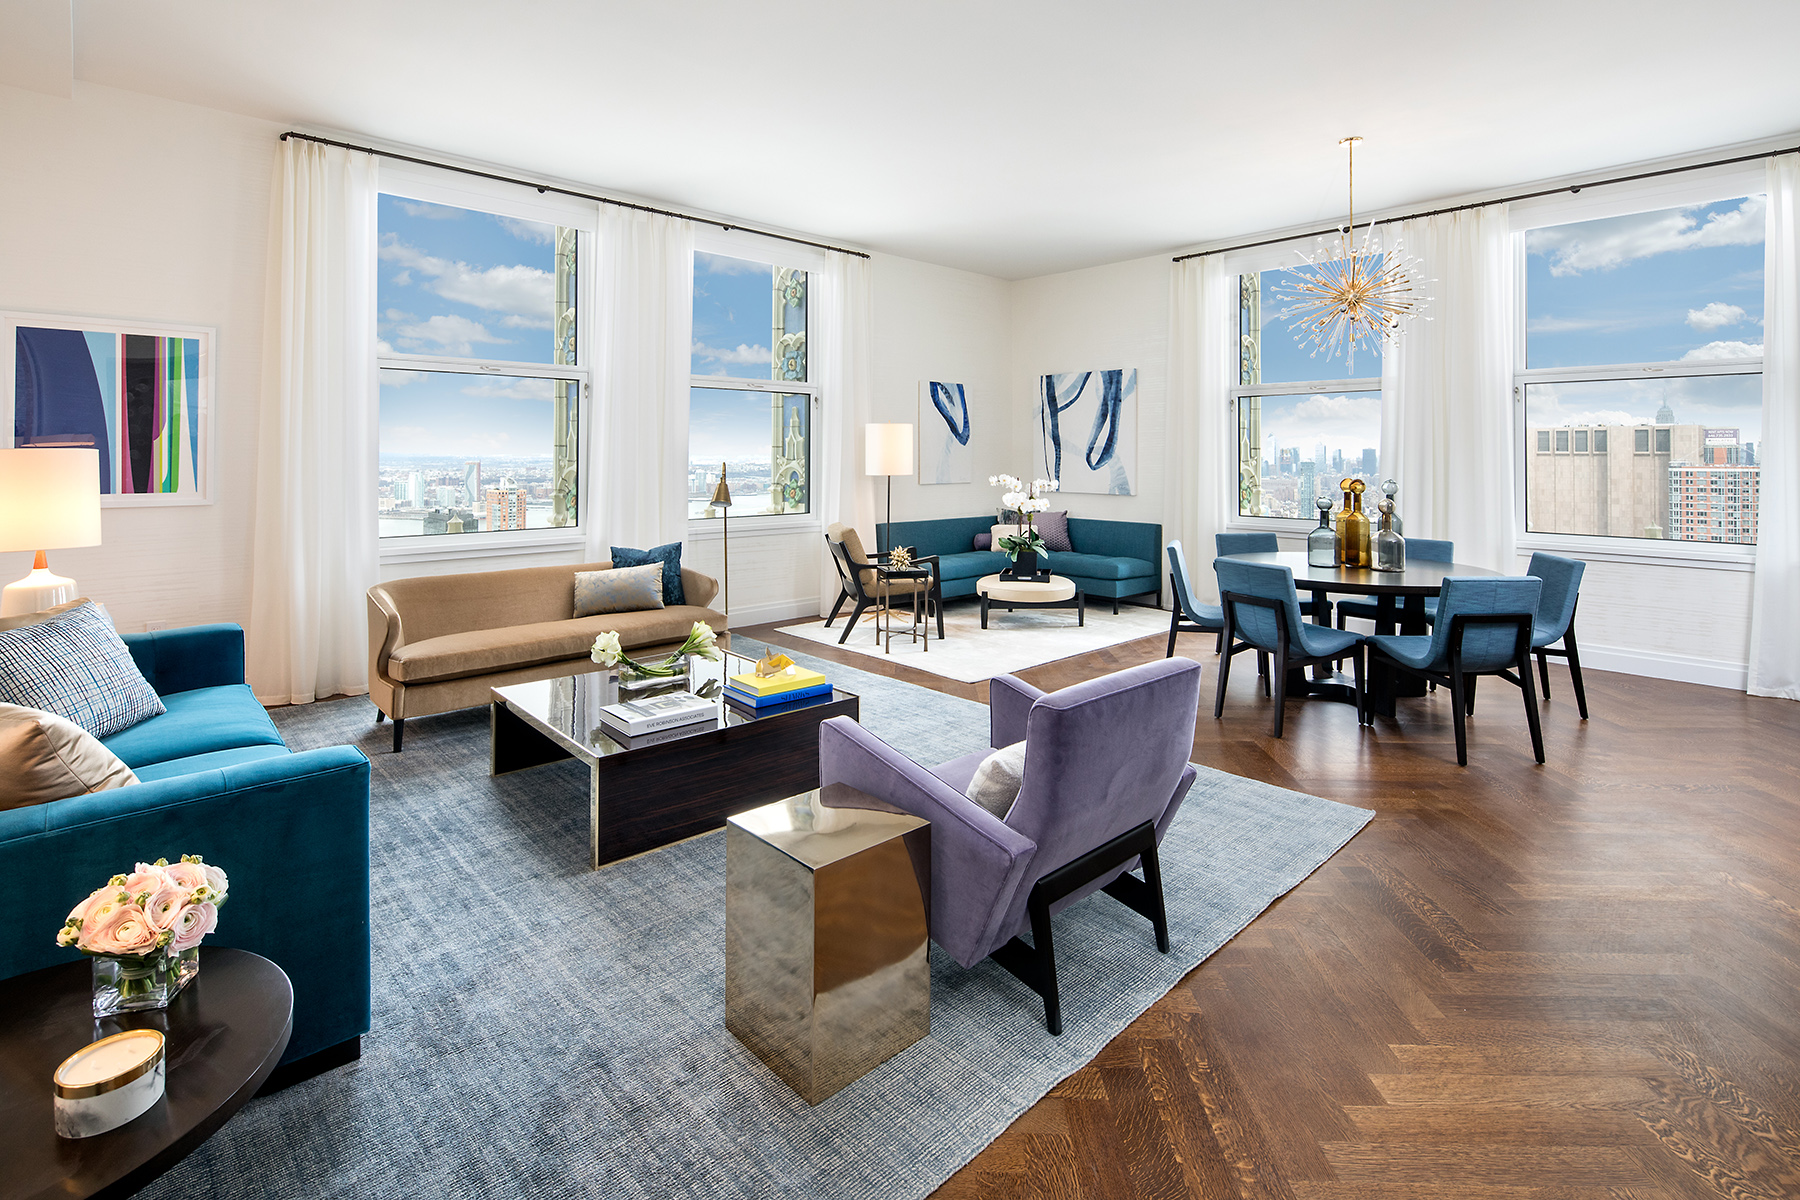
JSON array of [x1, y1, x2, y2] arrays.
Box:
[[878, 516, 1163, 612], [0, 623, 371, 1086]]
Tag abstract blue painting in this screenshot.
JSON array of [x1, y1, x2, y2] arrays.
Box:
[[1036, 368, 1136, 495], [919, 380, 972, 485]]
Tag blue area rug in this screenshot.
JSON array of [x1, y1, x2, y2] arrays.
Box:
[[140, 651, 1371, 1200]]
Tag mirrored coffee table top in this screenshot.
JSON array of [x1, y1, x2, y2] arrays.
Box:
[[493, 650, 856, 761]]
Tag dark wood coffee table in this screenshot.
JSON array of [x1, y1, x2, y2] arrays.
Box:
[[0, 947, 294, 1200], [490, 650, 860, 868]]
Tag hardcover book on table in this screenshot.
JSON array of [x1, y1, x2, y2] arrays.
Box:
[[723, 681, 833, 709], [727, 667, 827, 697], [597, 691, 718, 737]]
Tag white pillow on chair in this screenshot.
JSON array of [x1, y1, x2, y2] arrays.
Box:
[[964, 740, 1028, 819]]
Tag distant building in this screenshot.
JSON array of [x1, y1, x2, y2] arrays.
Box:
[[1360, 448, 1377, 476], [463, 461, 482, 508], [486, 481, 528, 531], [1529, 422, 1759, 542]]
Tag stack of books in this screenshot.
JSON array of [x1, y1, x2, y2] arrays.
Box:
[[724, 665, 832, 713], [596, 691, 718, 739]]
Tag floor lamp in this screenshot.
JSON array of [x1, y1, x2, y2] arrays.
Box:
[[864, 423, 914, 554], [710, 462, 732, 623], [0, 448, 102, 617]]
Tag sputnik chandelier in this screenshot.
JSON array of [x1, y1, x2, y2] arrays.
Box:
[[1272, 137, 1430, 372]]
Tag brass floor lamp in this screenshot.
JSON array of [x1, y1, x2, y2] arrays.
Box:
[[711, 462, 732, 624]]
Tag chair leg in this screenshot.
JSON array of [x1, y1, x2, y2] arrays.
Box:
[[1536, 648, 1552, 699], [1214, 626, 1226, 655], [392, 718, 405, 754], [375, 710, 386, 724], [837, 600, 869, 645], [1564, 624, 1589, 720], [1270, 644, 1288, 739], [1353, 644, 1368, 726], [1166, 607, 1180, 658], [1028, 894, 1062, 1036], [1519, 650, 1546, 763], [1139, 841, 1170, 953], [1258, 652, 1270, 696], [1447, 671, 1468, 766], [1465, 675, 1478, 716], [1214, 646, 1233, 719], [824, 589, 850, 629], [935, 585, 946, 641]]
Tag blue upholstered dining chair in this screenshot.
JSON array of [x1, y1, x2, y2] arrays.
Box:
[[1213, 558, 1365, 737], [1336, 539, 1456, 630], [1525, 551, 1589, 719], [817, 658, 1203, 1035], [1215, 533, 1331, 622], [1364, 576, 1545, 766], [1165, 541, 1225, 658]]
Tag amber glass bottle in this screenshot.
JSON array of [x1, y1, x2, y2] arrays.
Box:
[[1333, 479, 1353, 564], [1342, 480, 1371, 568]]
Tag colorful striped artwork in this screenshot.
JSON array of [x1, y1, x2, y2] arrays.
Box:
[[9, 319, 210, 502]]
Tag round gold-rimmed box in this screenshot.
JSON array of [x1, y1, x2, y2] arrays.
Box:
[[52, 1028, 166, 1139]]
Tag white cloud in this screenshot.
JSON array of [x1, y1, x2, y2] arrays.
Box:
[[495, 215, 555, 245], [395, 199, 462, 220], [1288, 392, 1382, 424], [1526, 314, 1640, 335], [1557, 409, 1639, 426], [461, 378, 556, 402], [384, 309, 413, 322], [692, 340, 772, 366], [501, 313, 553, 330], [1685, 302, 1747, 332], [380, 235, 553, 322], [696, 251, 768, 277], [394, 314, 508, 357], [1527, 196, 1765, 277], [1682, 340, 1763, 361]]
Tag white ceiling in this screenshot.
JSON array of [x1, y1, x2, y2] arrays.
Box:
[[31, 0, 1800, 278]]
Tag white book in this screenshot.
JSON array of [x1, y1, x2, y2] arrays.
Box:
[[596, 691, 718, 737], [597, 718, 720, 749]]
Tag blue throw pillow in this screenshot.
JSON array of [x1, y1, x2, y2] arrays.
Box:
[[610, 542, 686, 607], [0, 601, 165, 739]]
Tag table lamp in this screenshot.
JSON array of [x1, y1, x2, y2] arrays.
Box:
[[710, 462, 732, 620], [864, 423, 914, 554], [0, 448, 102, 618]]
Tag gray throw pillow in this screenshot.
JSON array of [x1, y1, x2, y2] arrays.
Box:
[[0, 703, 139, 810], [1036, 511, 1073, 552], [972, 532, 992, 551], [964, 740, 1027, 819], [0, 601, 165, 739], [575, 564, 667, 617]]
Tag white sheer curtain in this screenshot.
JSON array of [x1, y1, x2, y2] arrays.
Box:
[[247, 138, 379, 706], [813, 252, 875, 614], [1378, 206, 1516, 570], [586, 206, 695, 560], [1166, 255, 1233, 602], [1749, 155, 1800, 700]]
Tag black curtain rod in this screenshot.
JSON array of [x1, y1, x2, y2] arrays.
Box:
[[1172, 143, 1800, 262], [280, 131, 871, 260]]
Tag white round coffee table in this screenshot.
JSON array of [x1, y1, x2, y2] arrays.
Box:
[[976, 574, 1086, 628]]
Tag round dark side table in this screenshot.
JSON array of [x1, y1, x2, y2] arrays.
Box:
[[0, 947, 294, 1200]]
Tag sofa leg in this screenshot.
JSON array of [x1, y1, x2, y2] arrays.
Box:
[[392, 718, 404, 753], [1111, 598, 1120, 616]]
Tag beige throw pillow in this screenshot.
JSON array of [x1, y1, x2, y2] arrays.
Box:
[[0, 702, 140, 810], [964, 740, 1028, 819]]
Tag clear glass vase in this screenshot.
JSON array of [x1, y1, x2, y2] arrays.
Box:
[[616, 656, 691, 694], [92, 948, 199, 1017]]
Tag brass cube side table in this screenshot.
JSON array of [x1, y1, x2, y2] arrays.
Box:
[[725, 785, 930, 1104]]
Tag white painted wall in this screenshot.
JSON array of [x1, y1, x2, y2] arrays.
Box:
[[0, 81, 280, 635]]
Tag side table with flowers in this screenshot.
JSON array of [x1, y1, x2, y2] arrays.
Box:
[[57, 855, 229, 1016]]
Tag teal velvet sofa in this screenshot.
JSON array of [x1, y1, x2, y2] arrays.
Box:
[[878, 516, 1163, 613], [0, 623, 372, 1086]]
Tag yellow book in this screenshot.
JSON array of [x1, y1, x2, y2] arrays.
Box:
[[729, 666, 828, 696]]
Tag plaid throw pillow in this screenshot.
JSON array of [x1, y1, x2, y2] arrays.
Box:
[[0, 602, 165, 739]]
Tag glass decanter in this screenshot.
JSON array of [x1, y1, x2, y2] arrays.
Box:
[[1373, 499, 1406, 572], [1308, 496, 1337, 567], [1381, 478, 1403, 536]]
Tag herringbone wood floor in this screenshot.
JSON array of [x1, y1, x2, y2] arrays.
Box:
[[739, 608, 1800, 1200]]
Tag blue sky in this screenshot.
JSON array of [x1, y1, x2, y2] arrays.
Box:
[[692, 251, 779, 380]]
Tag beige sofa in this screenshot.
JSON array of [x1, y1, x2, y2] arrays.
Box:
[[367, 561, 725, 750]]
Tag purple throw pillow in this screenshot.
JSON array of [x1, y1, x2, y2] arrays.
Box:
[[973, 532, 992, 551], [1036, 511, 1073, 552]]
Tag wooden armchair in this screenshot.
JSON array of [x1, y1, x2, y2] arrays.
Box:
[[824, 524, 944, 644]]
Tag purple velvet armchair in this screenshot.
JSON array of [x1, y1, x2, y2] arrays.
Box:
[[818, 657, 1202, 1033]]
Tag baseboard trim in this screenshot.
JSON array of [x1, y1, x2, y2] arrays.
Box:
[[1578, 643, 1748, 692], [723, 597, 830, 629]]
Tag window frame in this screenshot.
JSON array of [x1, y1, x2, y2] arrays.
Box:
[[686, 227, 824, 540], [374, 162, 597, 564], [1222, 243, 1385, 532], [1509, 163, 1764, 568]]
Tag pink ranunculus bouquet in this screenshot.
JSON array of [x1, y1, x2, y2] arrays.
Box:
[[58, 855, 228, 1013]]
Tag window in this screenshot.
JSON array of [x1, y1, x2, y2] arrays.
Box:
[[376, 191, 585, 542], [688, 249, 815, 520], [1231, 267, 1383, 521], [1518, 190, 1763, 547]]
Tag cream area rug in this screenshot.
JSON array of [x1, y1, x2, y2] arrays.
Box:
[[775, 599, 1172, 682]]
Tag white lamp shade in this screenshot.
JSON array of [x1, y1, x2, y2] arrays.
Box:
[[0, 448, 103, 552], [864, 424, 915, 477]]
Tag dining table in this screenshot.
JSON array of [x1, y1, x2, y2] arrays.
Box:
[[1219, 550, 1507, 717]]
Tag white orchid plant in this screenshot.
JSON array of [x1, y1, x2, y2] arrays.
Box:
[[989, 473, 1059, 561], [591, 621, 720, 679]]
